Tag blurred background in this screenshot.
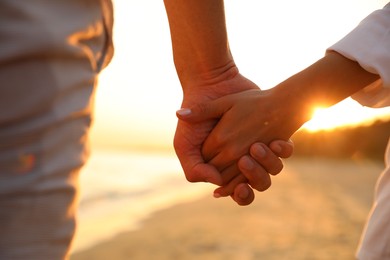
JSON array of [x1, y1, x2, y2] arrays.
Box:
[[71, 0, 390, 259]]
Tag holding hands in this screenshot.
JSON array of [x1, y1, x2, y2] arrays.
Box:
[[164, 0, 295, 205], [176, 87, 295, 205], [175, 51, 379, 205], [164, 0, 382, 207]]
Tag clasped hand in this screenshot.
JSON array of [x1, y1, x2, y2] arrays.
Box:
[[174, 72, 294, 206]]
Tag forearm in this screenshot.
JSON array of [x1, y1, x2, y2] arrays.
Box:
[[272, 51, 380, 130], [163, 0, 236, 89]]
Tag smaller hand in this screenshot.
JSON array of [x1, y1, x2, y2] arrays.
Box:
[[176, 89, 295, 172]]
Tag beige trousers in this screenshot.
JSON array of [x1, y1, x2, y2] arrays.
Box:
[[0, 1, 113, 259], [357, 139, 390, 260]]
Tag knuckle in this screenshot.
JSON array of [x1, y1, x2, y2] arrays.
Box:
[[194, 102, 210, 115], [184, 166, 203, 183], [209, 131, 227, 148], [185, 173, 199, 183]]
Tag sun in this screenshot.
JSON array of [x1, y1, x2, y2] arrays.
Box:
[[302, 98, 390, 132]]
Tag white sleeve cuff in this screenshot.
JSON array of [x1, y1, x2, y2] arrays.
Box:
[[327, 4, 390, 107]]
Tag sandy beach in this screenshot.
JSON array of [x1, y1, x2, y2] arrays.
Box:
[[70, 158, 383, 260]]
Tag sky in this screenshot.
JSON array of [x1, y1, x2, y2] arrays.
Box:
[[90, 0, 390, 150]]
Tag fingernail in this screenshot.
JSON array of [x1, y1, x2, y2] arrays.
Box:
[[238, 187, 249, 199], [176, 108, 191, 116], [253, 143, 266, 157], [273, 144, 282, 154], [213, 191, 221, 198], [240, 156, 254, 170]]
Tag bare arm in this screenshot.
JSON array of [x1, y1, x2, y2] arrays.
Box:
[[163, 0, 235, 91], [275, 51, 381, 125]]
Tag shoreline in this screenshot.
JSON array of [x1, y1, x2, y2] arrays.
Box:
[[71, 158, 382, 260]]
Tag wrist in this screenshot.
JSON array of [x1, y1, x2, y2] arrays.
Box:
[[179, 59, 238, 94], [180, 63, 250, 108], [265, 83, 312, 134]]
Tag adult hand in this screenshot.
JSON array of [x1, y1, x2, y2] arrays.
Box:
[[174, 69, 258, 186]]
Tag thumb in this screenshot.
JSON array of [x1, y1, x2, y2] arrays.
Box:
[[176, 99, 229, 123]]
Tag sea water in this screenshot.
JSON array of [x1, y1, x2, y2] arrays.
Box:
[[71, 148, 211, 253]]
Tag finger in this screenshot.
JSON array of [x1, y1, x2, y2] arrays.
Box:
[[176, 99, 230, 123], [269, 139, 294, 158], [219, 163, 241, 186], [214, 173, 247, 198], [231, 183, 255, 206], [238, 155, 272, 191], [206, 145, 245, 172], [203, 123, 248, 167], [174, 131, 223, 186], [248, 143, 283, 175], [176, 146, 223, 185], [186, 163, 223, 185]]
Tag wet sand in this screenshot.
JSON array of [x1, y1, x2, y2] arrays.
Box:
[[71, 158, 383, 260]]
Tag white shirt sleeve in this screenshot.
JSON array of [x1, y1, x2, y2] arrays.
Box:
[[327, 3, 390, 108]]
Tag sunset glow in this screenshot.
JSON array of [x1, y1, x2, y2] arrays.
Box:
[[303, 99, 390, 132], [90, 0, 390, 150]]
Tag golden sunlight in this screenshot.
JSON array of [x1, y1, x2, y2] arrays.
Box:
[[89, 0, 390, 150], [303, 98, 390, 132]]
